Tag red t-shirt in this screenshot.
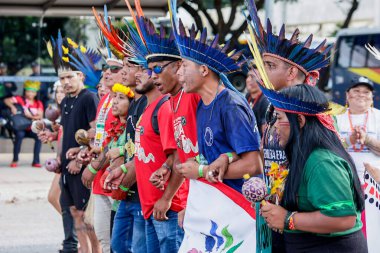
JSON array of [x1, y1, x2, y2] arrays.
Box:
[[171, 92, 200, 205], [92, 93, 117, 196], [13, 96, 43, 116], [134, 95, 185, 219], [171, 92, 200, 162]]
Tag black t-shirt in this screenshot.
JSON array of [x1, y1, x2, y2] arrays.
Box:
[[60, 89, 99, 174], [124, 95, 147, 202], [262, 107, 287, 182], [246, 93, 270, 138]]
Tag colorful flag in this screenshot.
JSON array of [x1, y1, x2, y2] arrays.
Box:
[[180, 179, 257, 253], [363, 171, 380, 253]]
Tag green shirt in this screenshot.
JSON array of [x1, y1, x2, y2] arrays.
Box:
[[286, 148, 362, 237]]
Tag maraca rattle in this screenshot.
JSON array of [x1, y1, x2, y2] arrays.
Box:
[[75, 129, 91, 147], [45, 105, 60, 123], [44, 158, 60, 173], [31, 120, 55, 151], [242, 175, 268, 204]]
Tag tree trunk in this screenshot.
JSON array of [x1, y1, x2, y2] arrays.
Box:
[[342, 0, 359, 28]]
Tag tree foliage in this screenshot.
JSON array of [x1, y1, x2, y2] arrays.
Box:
[[178, 0, 299, 47], [0, 17, 73, 74]]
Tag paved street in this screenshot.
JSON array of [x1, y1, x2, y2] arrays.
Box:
[[0, 152, 63, 253]]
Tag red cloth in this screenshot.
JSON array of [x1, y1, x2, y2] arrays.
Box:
[[13, 95, 43, 116], [171, 92, 200, 206], [134, 95, 185, 219], [57, 126, 63, 142], [92, 94, 117, 196]]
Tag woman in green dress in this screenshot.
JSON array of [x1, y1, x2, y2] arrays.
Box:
[[260, 84, 367, 252]]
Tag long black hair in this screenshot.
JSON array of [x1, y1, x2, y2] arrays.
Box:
[[280, 85, 365, 212]]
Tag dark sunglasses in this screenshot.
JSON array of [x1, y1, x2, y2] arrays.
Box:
[[149, 61, 175, 75], [142, 68, 152, 77], [102, 64, 122, 73]]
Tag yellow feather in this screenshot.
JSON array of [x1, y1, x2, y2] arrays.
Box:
[[62, 56, 69, 62], [327, 102, 347, 115], [67, 38, 79, 49], [227, 49, 236, 57], [195, 31, 201, 40], [246, 24, 275, 90], [62, 46, 69, 55], [46, 41, 53, 58], [80, 46, 87, 53]]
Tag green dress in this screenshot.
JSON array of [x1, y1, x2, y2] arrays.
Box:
[[285, 148, 362, 237]]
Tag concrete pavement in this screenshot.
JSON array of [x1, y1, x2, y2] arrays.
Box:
[[0, 152, 63, 253]]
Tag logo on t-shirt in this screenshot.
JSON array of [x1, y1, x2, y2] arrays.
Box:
[[135, 127, 155, 163], [204, 127, 214, 147], [125, 133, 135, 162], [174, 116, 198, 153]]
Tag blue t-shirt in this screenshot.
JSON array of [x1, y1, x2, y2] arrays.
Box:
[[197, 89, 261, 192]]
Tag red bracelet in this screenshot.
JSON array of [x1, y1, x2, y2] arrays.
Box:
[[288, 212, 297, 230]]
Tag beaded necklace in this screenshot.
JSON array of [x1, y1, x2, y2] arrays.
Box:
[[171, 88, 184, 114]]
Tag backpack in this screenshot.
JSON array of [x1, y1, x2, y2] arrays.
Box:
[[151, 95, 170, 135]]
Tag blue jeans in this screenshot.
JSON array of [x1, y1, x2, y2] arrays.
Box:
[[111, 201, 146, 253], [13, 129, 41, 164], [145, 210, 184, 253]]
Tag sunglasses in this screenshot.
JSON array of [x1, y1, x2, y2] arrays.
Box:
[[102, 64, 123, 73], [142, 68, 152, 77], [149, 61, 175, 75]]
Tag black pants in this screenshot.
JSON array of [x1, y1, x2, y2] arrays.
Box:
[[61, 207, 78, 253], [284, 230, 368, 253], [13, 129, 41, 164]]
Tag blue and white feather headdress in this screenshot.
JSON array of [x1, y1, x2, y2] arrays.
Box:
[[46, 31, 102, 90], [261, 84, 329, 116], [245, 0, 332, 76], [168, 0, 245, 94], [125, 0, 181, 63]]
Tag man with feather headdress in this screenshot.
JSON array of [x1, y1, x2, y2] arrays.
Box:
[[47, 32, 100, 253], [244, 0, 334, 251]]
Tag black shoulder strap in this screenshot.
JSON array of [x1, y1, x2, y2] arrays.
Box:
[[151, 95, 170, 135]]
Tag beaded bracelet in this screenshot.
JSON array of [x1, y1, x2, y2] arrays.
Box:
[[284, 211, 298, 230], [221, 152, 233, 163], [120, 164, 128, 174], [119, 146, 125, 156], [88, 164, 98, 175], [119, 185, 129, 192], [198, 165, 205, 178], [195, 155, 200, 164]]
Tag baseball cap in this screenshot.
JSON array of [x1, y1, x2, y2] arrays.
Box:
[[347, 76, 374, 91]]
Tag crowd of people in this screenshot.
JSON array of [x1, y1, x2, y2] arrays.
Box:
[[4, 0, 379, 252], [0, 60, 53, 166]]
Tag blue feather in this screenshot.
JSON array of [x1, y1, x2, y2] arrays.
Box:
[[245, 0, 332, 74], [57, 30, 63, 58], [103, 5, 112, 58]]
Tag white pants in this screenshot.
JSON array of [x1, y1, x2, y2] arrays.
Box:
[[94, 194, 112, 253]]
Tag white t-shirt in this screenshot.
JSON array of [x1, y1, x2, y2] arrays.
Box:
[[336, 108, 380, 184]]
